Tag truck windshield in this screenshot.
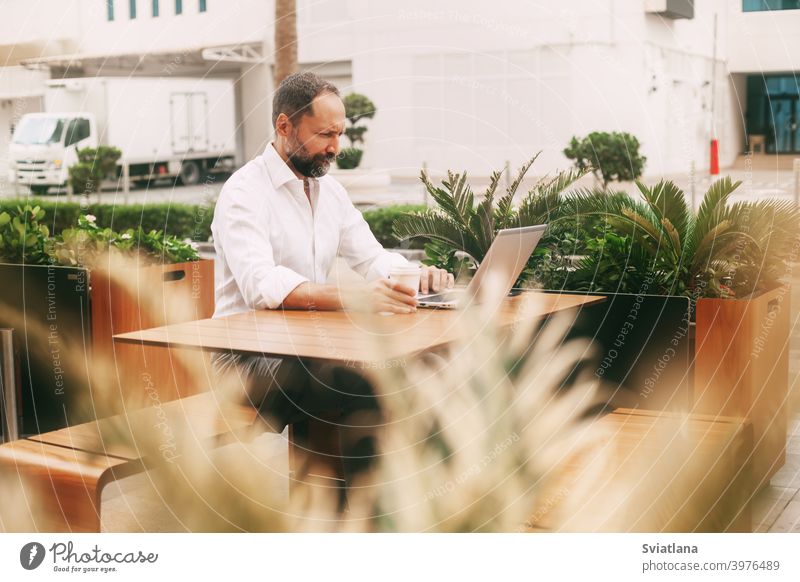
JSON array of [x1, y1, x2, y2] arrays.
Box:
[[12, 117, 66, 145]]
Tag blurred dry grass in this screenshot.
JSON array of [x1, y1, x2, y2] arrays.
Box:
[[0, 254, 753, 533]]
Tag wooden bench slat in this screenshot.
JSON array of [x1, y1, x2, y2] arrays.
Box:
[[1, 390, 261, 532], [29, 391, 259, 460], [0, 439, 129, 533]]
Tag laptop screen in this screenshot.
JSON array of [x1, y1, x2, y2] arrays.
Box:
[[464, 224, 547, 301]]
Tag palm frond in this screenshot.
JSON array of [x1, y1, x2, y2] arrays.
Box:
[[506, 153, 540, 198], [536, 168, 586, 199], [661, 218, 682, 258], [734, 199, 800, 254], [515, 191, 560, 227], [495, 155, 540, 228], [443, 170, 474, 222], [420, 170, 465, 226], [561, 188, 642, 219], [604, 212, 661, 258], [471, 195, 496, 256], [483, 170, 503, 204], [689, 226, 761, 280], [636, 180, 691, 253], [691, 177, 742, 257], [393, 210, 483, 261]]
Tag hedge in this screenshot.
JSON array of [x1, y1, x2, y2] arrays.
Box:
[[0, 200, 428, 248], [361, 204, 427, 249]]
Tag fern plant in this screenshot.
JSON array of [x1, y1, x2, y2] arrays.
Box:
[[393, 154, 585, 284]]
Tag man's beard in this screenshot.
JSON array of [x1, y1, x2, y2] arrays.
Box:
[[287, 139, 336, 178]]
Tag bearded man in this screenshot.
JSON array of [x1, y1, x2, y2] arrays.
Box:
[[211, 72, 453, 501]]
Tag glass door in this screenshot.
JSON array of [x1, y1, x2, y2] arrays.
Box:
[[746, 74, 800, 153], [766, 95, 799, 153]]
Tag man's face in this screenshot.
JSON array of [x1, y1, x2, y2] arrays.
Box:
[[283, 92, 346, 178]]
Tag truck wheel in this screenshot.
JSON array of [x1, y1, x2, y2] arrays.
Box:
[[179, 161, 201, 186], [30, 185, 50, 195]]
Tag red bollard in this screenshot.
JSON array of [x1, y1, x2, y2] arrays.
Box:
[[710, 139, 720, 175]]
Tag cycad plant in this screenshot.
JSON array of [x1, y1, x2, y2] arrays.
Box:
[[563, 177, 800, 299], [393, 154, 585, 284], [394, 154, 800, 300]]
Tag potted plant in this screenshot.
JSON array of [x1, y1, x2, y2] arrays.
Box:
[[395, 158, 797, 489], [330, 92, 390, 194], [0, 205, 214, 434], [537, 177, 798, 488], [393, 158, 693, 413]]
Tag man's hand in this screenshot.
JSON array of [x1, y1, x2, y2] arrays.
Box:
[[420, 266, 455, 295], [342, 278, 419, 314]]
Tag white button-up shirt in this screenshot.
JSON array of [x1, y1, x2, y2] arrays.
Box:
[[211, 143, 410, 318]]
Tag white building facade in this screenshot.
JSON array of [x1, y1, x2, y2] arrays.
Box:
[[0, 0, 798, 182]]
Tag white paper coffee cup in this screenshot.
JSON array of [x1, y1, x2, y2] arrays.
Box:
[[389, 264, 422, 297]]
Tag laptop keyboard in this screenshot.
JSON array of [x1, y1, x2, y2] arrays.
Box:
[[419, 292, 458, 302]]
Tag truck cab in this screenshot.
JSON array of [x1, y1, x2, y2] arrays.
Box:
[[9, 112, 97, 195]]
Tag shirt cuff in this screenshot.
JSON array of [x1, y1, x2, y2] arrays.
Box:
[[258, 266, 310, 309], [365, 251, 412, 281]]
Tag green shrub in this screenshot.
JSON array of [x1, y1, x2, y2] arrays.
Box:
[[68, 146, 122, 195], [362, 204, 427, 249], [0, 207, 200, 267], [336, 148, 364, 170], [342, 93, 376, 145], [67, 163, 98, 197], [0, 199, 421, 251], [337, 92, 377, 170], [53, 214, 199, 266], [0, 200, 214, 242], [563, 131, 646, 189], [0, 204, 51, 264]]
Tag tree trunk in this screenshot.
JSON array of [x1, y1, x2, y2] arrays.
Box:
[[274, 0, 298, 86]]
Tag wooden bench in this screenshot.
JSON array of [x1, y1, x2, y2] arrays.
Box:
[[0, 391, 261, 532], [0, 389, 348, 532], [3, 403, 754, 533], [525, 408, 754, 532]]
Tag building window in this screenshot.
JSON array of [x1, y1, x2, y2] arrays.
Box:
[[175, 0, 182, 14], [152, 0, 159, 16], [199, 0, 206, 12], [107, 0, 114, 21], [129, 0, 136, 19], [743, 0, 800, 11]]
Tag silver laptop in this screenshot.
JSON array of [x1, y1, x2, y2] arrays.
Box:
[[417, 224, 547, 309]]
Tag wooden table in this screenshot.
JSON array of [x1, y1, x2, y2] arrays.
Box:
[[113, 292, 605, 493], [113, 292, 605, 364]]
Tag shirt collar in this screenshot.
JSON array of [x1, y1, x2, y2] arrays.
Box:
[[263, 142, 301, 190]]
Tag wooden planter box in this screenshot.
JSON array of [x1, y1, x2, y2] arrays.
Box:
[[694, 285, 790, 489], [89, 258, 215, 413]]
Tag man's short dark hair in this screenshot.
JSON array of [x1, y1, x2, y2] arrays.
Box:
[[272, 72, 340, 127]]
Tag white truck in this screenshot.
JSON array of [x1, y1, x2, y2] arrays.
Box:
[[9, 76, 237, 194]]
